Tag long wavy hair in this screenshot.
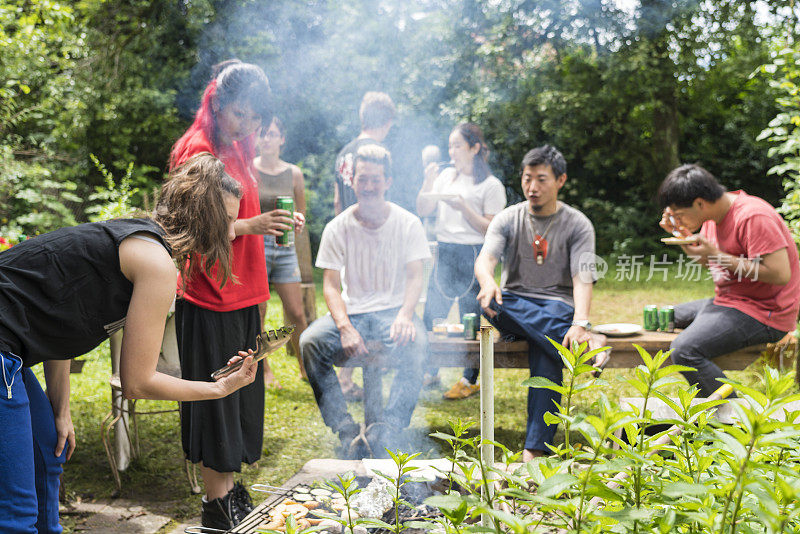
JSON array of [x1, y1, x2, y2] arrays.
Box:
[[169, 59, 272, 170], [155, 153, 241, 287], [453, 122, 491, 184]]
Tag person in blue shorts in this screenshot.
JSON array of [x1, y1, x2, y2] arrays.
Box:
[[254, 116, 309, 383]]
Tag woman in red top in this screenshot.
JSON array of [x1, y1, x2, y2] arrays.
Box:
[[169, 60, 300, 530]]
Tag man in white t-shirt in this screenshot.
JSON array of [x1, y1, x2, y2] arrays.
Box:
[[301, 144, 431, 459]]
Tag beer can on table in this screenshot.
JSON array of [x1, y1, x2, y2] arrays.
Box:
[[658, 306, 675, 333], [462, 313, 479, 340], [643, 305, 659, 331], [275, 196, 294, 247]]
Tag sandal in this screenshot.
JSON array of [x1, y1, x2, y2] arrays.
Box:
[[336, 423, 369, 460], [364, 422, 394, 459], [342, 383, 364, 402], [344, 425, 370, 460]]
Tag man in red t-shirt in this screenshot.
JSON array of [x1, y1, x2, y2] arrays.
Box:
[[657, 164, 800, 396]]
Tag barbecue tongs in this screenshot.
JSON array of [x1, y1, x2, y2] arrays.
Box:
[[210, 325, 295, 380]]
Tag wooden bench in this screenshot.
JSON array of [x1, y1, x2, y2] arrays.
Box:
[[427, 330, 768, 370], [341, 330, 768, 370]]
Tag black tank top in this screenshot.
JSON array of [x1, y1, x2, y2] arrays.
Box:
[[0, 219, 170, 366]]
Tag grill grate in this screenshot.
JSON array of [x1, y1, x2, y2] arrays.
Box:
[[213, 479, 442, 534], [228, 485, 296, 533]]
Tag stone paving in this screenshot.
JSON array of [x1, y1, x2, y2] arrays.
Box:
[[61, 498, 197, 533]]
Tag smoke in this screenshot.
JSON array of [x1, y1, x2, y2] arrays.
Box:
[[174, 0, 721, 458]]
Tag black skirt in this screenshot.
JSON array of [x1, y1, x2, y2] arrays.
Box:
[[176, 300, 264, 472]]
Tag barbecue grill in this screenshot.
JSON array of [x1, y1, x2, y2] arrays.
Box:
[[185, 476, 443, 534]]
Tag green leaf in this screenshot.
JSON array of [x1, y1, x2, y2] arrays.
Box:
[[521, 376, 566, 394], [536, 473, 578, 498], [661, 481, 709, 498], [713, 430, 748, 460], [598, 507, 657, 521]]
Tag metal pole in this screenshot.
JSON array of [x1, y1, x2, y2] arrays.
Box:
[[109, 330, 132, 471], [479, 325, 494, 527]]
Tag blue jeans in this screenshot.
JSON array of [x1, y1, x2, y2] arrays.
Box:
[[300, 308, 427, 433], [264, 235, 301, 284], [0, 353, 67, 534], [671, 298, 786, 397], [423, 243, 482, 383], [485, 293, 573, 452]]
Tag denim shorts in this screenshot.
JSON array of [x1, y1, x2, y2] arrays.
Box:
[[264, 235, 301, 284]]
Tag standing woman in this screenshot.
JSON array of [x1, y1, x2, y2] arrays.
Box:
[[416, 123, 506, 399], [169, 60, 300, 529], [0, 153, 258, 533], [253, 117, 309, 383]]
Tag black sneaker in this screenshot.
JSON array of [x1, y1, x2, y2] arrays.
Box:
[[232, 481, 254, 515], [201, 488, 248, 529]]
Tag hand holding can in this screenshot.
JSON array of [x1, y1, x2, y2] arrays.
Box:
[[276, 196, 295, 247]]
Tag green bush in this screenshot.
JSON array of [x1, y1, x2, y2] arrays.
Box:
[[85, 154, 140, 222], [0, 145, 80, 236], [314, 343, 800, 533], [758, 43, 800, 244]]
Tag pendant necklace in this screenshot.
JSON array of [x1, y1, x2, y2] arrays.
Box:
[[527, 210, 557, 265]]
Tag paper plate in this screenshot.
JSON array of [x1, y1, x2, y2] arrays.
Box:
[[419, 192, 459, 202], [661, 236, 699, 245], [593, 323, 642, 337]]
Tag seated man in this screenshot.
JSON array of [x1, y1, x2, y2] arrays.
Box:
[[657, 164, 800, 396], [474, 145, 598, 462], [300, 144, 431, 459]]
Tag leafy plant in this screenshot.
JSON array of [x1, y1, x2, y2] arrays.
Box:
[[757, 42, 800, 244], [370, 449, 423, 534], [418, 342, 800, 533], [85, 154, 140, 222]]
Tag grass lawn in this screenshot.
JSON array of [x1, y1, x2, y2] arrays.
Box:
[[54, 265, 784, 532]]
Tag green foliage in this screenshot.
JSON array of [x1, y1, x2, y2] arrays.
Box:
[[420, 342, 800, 533], [371, 450, 424, 534], [0, 0, 81, 235], [2, 0, 794, 257], [757, 42, 800, 244], [0, 145, 79, 235], [1, 0, 203, 237], [462, 0, 779, 255], [85, 155, 139, 222]]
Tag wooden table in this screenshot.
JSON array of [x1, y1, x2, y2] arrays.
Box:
[[342, 330, 767, 371]]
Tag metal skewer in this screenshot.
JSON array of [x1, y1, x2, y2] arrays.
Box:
[[210, 325, 295, 380]]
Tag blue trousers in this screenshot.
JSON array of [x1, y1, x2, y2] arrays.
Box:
[[423, 243, 483, 383], [0, 353, 67, 533], [300, 308, 427, 433], [485, 293, 573, 452]]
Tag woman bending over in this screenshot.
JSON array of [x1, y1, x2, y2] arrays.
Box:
[[0, 153, 258, 533]]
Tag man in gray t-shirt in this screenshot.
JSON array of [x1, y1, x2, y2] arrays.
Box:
[[475, 145, 599, 461]]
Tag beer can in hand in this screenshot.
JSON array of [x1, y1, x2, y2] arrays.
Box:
[[462, 313, 479, 340], [643, 305, 659, 331], [658, 306, 675, 333], [276, 196, 294, 247]]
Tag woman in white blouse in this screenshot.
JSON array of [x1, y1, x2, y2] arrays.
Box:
[[416, 123, 506, 399]]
